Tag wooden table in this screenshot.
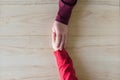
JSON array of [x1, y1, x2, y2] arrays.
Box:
[[0, 0, 119, 80]]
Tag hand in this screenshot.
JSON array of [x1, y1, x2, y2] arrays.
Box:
[[52, 21, 68, 51]]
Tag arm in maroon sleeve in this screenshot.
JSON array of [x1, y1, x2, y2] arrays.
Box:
[[56, 0, 77, 25], [54, 48, 78, 80]]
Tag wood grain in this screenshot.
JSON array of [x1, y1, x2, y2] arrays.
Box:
[[0, 0, 120, 80]]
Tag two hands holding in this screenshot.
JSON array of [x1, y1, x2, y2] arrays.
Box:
[[51, 1, 78, 80], [52, 21, 68, 51], [51, 21, 78, 80]]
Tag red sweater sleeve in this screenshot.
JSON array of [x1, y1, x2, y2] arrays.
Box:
[[56, 0, 77, 25], [54, 48, 78, 80]]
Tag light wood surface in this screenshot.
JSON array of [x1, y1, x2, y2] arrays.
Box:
[[0, 0, 119, 80]]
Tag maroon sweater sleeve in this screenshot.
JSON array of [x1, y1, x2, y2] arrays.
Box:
[[54, 48, 78, 80], [56, 0, 77, 25]]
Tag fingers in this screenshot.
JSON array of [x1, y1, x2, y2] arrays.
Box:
[[52, 31, 63, 51], [52, 27, 56, 48], [52, 32, 54, 48], [52, 31, 65, 51], [52, 32, 55, 44], [56, 33, 62, 48], [52, 32, 57, 50], [59, 34, 65, 50], [64, 34, 67, 48]]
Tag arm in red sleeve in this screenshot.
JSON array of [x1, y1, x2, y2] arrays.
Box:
[[56, 0, 77, 25], [54, 48, 78, 80]]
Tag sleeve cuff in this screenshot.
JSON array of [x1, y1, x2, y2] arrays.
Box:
[[55, 0, 77, 25]]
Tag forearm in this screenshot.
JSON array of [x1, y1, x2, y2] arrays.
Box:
[[54, 49, 78, 80], [56, 0, 77, 25]]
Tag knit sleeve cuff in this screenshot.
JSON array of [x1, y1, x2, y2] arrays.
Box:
[[55, 0, 77, 25]]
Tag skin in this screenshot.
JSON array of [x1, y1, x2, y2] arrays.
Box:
[[52, 21, 68, 51]]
